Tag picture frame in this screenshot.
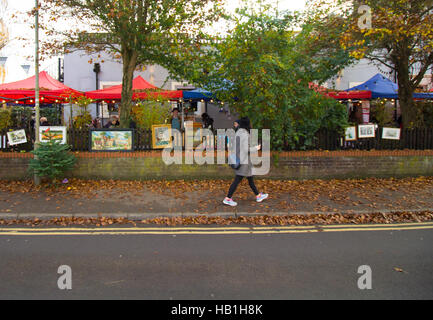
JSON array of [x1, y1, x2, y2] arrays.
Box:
[[184, 121, 203, 148], [152, 124, 172, 149], [90, 129, 134, 152], [344, 126, 357, 141], [39, 126, 67, 144], [358, 124, 376, 139], [382, 127, 401, 140], [7, 129, 27, 146]]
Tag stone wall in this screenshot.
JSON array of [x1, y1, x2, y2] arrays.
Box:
[[1, 151, 432, 181]]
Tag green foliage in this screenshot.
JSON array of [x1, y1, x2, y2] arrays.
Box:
[[324, 0, 433, 127], [43, 0, 227, 128], [269, 90, 348, 150], [412, 101, 433, 129], [29, 132, 77, 182], [73, 113, 92, 129], [73, 96, 94, 129], [41, 107, 61, 125], [11, 106, 33, 129], [132, 100, 171, 130], [0, 108, 11, 131], [189, 3, 352, 149], [370, 99, 394, 127]]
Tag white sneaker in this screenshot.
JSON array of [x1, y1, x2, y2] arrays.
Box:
[[223, 197, 238, 207], [256, 193, 269, 203]]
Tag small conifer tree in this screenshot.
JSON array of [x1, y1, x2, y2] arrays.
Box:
[[29, 129, 77, 183]]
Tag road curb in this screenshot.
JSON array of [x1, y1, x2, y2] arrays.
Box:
[[0, 208, 432, 221]]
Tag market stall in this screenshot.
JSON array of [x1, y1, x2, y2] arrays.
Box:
[[0, 71, 83, 104], [346, 73, 433, 99], [85, 76, 183, 101]]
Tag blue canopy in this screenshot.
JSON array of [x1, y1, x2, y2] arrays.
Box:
[[347, 73, 433, 99], [413, 92, 433, 99], [347, 74, 398, 98], [182, 80, 233, 101], [183, 88, 215, 101]]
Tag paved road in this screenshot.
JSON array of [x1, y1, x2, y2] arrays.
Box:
[[0, 225, 432, 300]]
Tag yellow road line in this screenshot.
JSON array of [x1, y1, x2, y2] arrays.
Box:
[[0, 224, 432, 236], [2, 221, 433, 232]]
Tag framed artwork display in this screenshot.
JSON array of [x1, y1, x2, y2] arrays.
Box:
[[90, 129, 134, 151], [7, 129, 27, 146], [152, 124, 172, 149], [382, 128, 401, 140], [40, 126, 67, 144], [345, 126, 357, 141], [358, 124, 376, 139]]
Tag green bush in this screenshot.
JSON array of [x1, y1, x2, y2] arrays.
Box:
[[371, 99, 394, 127], [73, 112, 92, 129], [0, 108, 12, 131], [73, 96, 94, 129], [11, 106, 33, 129], [413, 101, 433, 128], [29, 134, 77, 183], [132, 100, 172, 130], [41, 107, 61, 125]]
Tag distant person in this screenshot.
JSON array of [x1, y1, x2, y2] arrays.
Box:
[[233, 119, 240, 131], [92, 117, 101, 129], [40, 117, 49, 126], [129, 119, 137, 129], [397, 115, 403, 129], [201, 113, 214, 131], [171, 108, 182, 150], [223, 117, 268, 207], [30, 116, 35, 131], [113, 116, 120, 127], [104, 117, 119, 128], [171, 108, 181, 132]]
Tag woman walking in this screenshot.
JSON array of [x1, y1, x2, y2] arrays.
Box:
[[223, 117, 268, 207]]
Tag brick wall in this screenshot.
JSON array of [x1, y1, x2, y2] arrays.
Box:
[[1, 151, 432, 181]]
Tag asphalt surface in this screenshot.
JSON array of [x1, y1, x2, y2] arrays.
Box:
[[0, 226, 432, 300]]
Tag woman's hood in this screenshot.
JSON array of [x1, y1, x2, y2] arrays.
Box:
[[237, 128, 249, 136]]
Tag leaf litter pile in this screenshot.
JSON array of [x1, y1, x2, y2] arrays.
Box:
[[0, 177, 432, 226], [0, 212, 432, 227]]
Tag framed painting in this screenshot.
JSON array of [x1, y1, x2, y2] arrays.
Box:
[[382, 128, 401, 140], [358, 124, 376, 139], [184, 121, 204, 148], [344, 126, 357, 141], [152, 124, 172, 149], [90, 129, 134, 152], [7, 129, 27, 146], [40, 126, 67, 144]]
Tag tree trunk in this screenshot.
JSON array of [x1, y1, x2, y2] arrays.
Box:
[[119, 48, 138, 128], [395, 47, 416, 129]]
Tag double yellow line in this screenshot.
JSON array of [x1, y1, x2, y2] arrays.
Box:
[[0, 222, 433, 236]]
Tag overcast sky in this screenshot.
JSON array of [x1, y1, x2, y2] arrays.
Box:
[[3, 0, 307, 64]]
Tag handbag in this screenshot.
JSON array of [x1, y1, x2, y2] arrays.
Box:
[[228, 153, 241, 170]]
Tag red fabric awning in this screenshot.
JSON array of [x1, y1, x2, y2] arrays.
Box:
[[325, 91, 372, 100], [86, 76, 183, 101], [309, 82, 372, 100], [0, 71, 83, 104]]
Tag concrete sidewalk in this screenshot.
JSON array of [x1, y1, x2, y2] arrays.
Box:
[[0, 177, 432, 221]]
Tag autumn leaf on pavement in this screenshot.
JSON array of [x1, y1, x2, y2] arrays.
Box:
[[393, 267, 408, 274]]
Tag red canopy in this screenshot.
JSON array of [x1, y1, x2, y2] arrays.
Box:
[[86, 76, 183, 101], [0, 71, 83, 104], [325, 91, 372, 100], [308, 82, 372, 100]]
